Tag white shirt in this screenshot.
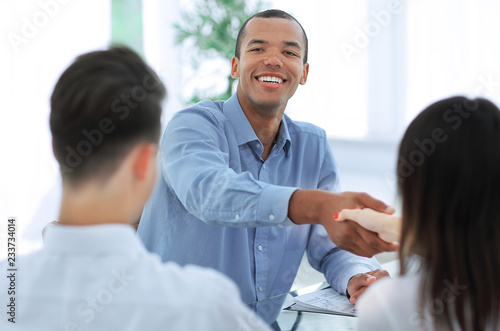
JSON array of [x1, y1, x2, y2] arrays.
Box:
[[0, 224, 271, 331], [356, 272, 498, 331], [356, 274, 425, 331]]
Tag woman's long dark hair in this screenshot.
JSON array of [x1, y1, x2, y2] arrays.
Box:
[[398, 96, 500, 330]]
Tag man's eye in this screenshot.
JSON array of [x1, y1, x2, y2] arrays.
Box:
[[250, 48, 263, 52], [284, 51, 298, 57]]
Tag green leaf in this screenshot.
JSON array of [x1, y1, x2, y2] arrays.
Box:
[[173, 0, 269, 105]]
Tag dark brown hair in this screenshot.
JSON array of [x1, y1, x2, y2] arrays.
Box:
[[398, 96, 500, 330], [50, 46, 166, 184]]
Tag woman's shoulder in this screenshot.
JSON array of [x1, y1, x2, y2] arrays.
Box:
[[360, 273, 421, 305], [356, 273, 423, 331]]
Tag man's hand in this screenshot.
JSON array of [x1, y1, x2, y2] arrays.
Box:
[[335, 208, 402, 243], [322, 219, 398, 257], [288, 190, 398, 257], [346, 269, 389, 304]]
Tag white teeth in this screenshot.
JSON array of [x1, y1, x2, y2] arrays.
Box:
[[258, 76, 283, 84]]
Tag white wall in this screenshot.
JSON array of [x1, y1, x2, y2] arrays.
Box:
[[0, 0, 111, 258]]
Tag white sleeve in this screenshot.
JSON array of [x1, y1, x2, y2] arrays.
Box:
[[171, 268, 272, 331], [356, 278, 400, 331], [207, 277, 272, 331]]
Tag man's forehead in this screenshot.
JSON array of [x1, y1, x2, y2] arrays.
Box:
[[242, 17, 305, 47]]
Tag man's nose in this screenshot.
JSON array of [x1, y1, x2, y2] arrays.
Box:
[[263, 50, 283, 67]]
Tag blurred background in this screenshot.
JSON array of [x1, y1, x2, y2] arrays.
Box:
[[1, 0, 500, 260]]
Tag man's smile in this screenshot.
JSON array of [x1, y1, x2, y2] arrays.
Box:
[[257, 76, 283, 84], [255, 73, 286, 89]]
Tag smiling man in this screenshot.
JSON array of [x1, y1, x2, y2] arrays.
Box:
[[138, 9, 396, 328]]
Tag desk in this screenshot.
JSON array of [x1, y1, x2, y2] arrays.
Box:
[[274, 259, 400, 330]]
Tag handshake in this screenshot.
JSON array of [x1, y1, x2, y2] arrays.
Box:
[[288, 190, 402, 257], [334, 208, 402, 244]]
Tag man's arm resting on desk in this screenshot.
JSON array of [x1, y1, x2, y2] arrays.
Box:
[[288, 189, 398, 257]]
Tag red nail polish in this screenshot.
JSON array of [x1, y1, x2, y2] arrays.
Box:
[[333, 213, 339, 220]]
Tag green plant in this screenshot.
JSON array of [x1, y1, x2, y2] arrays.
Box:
[[174, 0, 267, 104]]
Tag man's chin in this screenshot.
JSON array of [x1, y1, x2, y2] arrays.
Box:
[[251, 98, 287, 114]]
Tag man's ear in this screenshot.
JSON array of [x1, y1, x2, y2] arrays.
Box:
[[300, 63, 309, 85], [133, 143, 156, 181], [231, 56, 240, 79]]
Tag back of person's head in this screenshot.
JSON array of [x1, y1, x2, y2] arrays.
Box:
[[50, 46, 166, 185], [234, 9, 308, 64], [397, 96, 500, 330]]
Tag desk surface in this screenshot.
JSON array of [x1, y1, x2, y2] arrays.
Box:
[[274, 259, 400, 330]]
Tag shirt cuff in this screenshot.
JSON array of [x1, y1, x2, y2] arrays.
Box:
[[256, 185, 298, 226]]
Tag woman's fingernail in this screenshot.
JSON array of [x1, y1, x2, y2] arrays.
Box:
[[333, 213, 339, 220]]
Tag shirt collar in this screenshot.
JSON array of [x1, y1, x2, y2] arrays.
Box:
[[43, 223, 145, 254], [223, 94, 259, 145], [223, 94, 292, 156], [277, 115, 292, 156]]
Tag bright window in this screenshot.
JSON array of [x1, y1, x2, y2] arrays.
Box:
[[405, 0, 500, 122], [0, 0, 111, 258]]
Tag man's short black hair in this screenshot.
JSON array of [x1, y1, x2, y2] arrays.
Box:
[[50, 46, 166, 184], [234, 9, 308, 64]]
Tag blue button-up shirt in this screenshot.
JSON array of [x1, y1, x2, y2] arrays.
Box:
[[138, 94, 380, 324]]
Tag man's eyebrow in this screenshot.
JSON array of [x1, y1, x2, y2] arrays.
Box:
[[283, 41, 302, 50], [246, 39, 267, 47], [246, 39, 302, 50]]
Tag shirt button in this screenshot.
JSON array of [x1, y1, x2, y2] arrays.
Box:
[[277, 224, 283, 228], [269, 214, 275, 221], [235, 214, 240, 220], [258, 245, 263, 251], [255, 143, 261, 149], [258, 286, 263, 292], [262, 164, 266, 169]]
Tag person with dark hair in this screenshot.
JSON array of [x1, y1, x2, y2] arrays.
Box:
[[138, 9, 397, 327], [338, 96, 500, 330], [234, 9, 309, 64], [0, 46, 271, 331]]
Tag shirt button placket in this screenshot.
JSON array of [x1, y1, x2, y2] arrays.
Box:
[[259, 162, 269, 181], [255, 227, 268, 301]]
